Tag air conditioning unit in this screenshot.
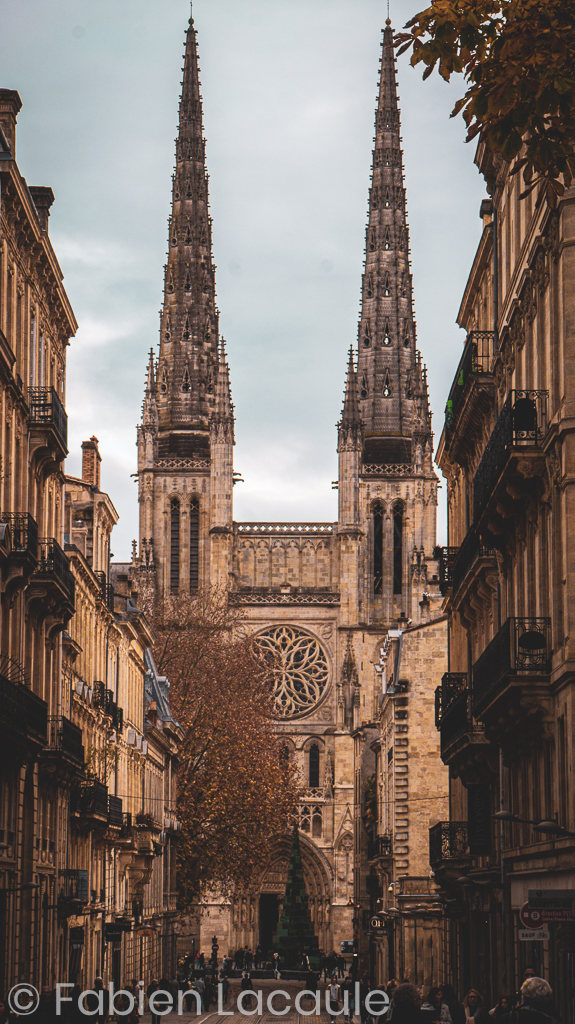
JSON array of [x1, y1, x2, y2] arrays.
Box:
[[126, 728, 136, 745]]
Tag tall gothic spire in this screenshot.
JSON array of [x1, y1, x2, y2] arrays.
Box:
[[353, 19, 431, 466], [155, 6, 220, 436]]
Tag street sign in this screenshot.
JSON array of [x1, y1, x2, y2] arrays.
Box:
[[370, 915, 385, 929], [519, 928, 550, 942], [528, 890, 575, 922], [520, 902, 543, 928], [528, 889, 575, 909]]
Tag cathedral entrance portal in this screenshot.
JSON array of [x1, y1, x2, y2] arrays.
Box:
[[259, 893, 280, 954]]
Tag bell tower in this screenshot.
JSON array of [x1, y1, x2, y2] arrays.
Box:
[[337, 19, 438, 628], [136, 5, 234, 601]]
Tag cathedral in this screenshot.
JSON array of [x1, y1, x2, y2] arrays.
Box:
[[134, 7, 445, 961]]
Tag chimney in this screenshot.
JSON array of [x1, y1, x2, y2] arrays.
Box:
[[81, 436, 102, 489], [29, 186, 55, 231], [0, 90, 22, 155]]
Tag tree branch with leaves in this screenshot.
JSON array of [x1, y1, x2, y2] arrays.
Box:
[[152, 590, 299, 906], [395, 0, 575, 206]]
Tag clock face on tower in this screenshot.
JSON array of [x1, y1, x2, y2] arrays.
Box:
[[256, 625, 329, 720]]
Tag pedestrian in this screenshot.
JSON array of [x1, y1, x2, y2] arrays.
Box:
[[422, 988, 452, 1023], [203, 977, 214, 1011], [463, 991, 490, 1024], [342, 974, 356, 1023], [0, 998, 16, 1024], [147, 981, 160, 1024], [391, 984, 431, 1024], [220, 973, 230, 1006], [241, 971, 254, 1012], [442, 987, 465, 1024], [499, 979, 560, 1024], [489, 998, 512, 1020], [328, 976, 342, 1024], [359, 975, 371, 1024], [338, 953, 346, 979]]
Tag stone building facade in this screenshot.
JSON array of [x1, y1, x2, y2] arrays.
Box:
[[134, 10, 448, 975], [0, 92, 180, 993], [435, 141, 575, 1015]]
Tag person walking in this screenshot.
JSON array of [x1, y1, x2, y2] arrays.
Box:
[[499, 979, 561, 1024], [341, 974, 356, 1023], [328, 976, 342, 1024], [463, 991, 490, 1024], [422, 989, 452, 1023]]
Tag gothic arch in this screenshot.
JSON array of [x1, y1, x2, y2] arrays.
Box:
[[256, 832, 334, 950]]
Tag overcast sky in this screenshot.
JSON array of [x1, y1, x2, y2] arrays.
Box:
[[0, 0, 487, 557]]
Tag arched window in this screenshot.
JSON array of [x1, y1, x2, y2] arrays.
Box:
[[373, 503, 384, 595], [393, 505, 403, 595], [170, 499, 180, 593], [312, 807, 322, 838], [189, 498, 199, 591], [309, 744, 320, 788]]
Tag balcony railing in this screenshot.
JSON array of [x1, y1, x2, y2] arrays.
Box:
[[473, 390, 548, 522], [47, 716, 84, 764], [435, 673, 468, 728], [94, 571, 115, 610], [58, 868, 89, 904], [429, 821, 469, 867], [367, 833, 393, 860], [28, 385, 68, 450], [1, 512, 38, 560], [445, 331, 494, 429], [473, 617, 552, 713], [434, 546, 458, 596], [34, 538, 75, 608], [73, 780, 108, 819], [0, 654, 48, 741], [108, 795, 123, 828], [93, 682, 123, 732], [452, 528, 497, 596]]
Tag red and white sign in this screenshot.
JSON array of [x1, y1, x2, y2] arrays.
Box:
[[520, 902, 543, 928]]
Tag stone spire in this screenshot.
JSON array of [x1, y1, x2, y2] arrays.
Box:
[[338, 347, 362, 451], [354, 19, 431, 466], [155, 4, 221, 438]]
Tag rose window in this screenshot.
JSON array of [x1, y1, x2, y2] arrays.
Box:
[[256, 625, 329, 719]]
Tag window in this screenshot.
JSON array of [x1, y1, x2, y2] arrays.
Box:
[[393, 505, 403, 595], [170, 499, 180, 593], [189, 498, 199, 591], [373, 503, 384, 595], [309, 744, 320, 788]]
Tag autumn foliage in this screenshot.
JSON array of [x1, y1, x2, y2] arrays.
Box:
[[395, 0, 575, 206], [152, 590, 299, 905]]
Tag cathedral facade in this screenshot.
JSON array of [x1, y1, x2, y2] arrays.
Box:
[[135, 8, 445, 964]]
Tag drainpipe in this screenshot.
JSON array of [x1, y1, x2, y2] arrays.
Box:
[[493, 209, 499, 350], [499, 745, 507, 986]]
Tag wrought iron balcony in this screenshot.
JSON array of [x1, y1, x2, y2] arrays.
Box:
[[445, 330, 494, 430], [429, 821, 469, 867], [0, 513, 39, 594], [46, 716, 84, 764], [28, 385, 68, 453], [30, 538, 75, 617], [58, 868, 88, 905], [94, 570, 115, 610], [473, 617, 551, 717], [434, 546, 458, 596], [72, 779, 109, 822], [452, 528, 497, 596], [435, 672, 468, 729], [0, 653, 48, 753], [367, 833, 393, 860], [473, 390, 548, 522], [108, 795, 123, 828]]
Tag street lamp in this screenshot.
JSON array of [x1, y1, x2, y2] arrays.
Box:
[[493, 810, 575, 838]]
